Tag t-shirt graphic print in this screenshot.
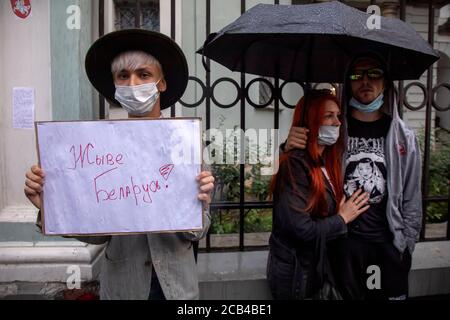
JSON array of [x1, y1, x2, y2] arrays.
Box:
[[344, 137, 387, 204]]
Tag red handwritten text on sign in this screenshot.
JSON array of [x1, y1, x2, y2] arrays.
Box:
[[67, 144, 174, 206], [68, 143, 124, 170]]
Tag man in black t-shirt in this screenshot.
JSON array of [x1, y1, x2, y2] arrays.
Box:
[[283, 53, 422, 300]]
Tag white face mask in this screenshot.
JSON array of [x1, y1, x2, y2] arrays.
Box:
[[114, 80, 161, 116], [318, 125, 340, 146]]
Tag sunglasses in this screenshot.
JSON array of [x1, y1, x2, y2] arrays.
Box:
[[349, 68, 384, 81]]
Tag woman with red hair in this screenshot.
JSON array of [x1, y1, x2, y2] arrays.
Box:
[[267, 89, 370, 300]]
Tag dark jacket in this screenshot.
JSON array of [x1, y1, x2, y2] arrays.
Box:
[[267, 149, 347, 299]]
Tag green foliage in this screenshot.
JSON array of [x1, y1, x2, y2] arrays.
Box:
[[210, 163, 272, 234], [209, 125, 273, 234], [418, 128, 450, 223], [210, 209, 272, 234], [247, 163, 271, 202], [211, 164, 243, 202], [211, 211, 239, 234], [244, 209, 272, 233], [426, 139, 450, 223]]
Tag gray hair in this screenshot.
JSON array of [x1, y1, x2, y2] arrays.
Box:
[[111, 50, 164, 77]]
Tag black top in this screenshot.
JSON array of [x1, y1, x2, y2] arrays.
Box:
[[344, 113, 393, 242]]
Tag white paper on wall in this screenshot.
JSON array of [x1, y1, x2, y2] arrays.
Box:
[[13, 87, 35, 129], [36, 118, 203, 236]]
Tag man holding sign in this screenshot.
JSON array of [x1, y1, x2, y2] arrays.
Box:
[[24, 30, 214, 300]]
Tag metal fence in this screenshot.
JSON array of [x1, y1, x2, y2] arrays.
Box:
[[99, 0, 450, 252]]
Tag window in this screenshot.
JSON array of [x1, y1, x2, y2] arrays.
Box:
[[114, 0, 160, 31]]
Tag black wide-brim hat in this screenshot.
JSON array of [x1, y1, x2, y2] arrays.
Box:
[[85, 29, 188, 109]]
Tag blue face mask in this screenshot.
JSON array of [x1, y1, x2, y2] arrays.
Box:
[[349, 93, 384, 113]]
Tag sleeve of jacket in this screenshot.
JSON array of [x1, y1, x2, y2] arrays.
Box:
[[180, 207, 211, 242], [35, 210, 111, 245], [402, 131, 423, 253], [276, 153, 347, 243]]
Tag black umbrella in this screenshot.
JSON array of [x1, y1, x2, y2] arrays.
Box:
[[198, 1, 439, 83]]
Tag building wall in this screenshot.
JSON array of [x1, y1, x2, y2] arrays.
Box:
[[0, 1, 52, 215], [50, 0, 97, 121], [0, 0, 98, 229], [0, 5, 5, 211]]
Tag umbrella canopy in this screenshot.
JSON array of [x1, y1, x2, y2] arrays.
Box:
[[198, 1, 439, 83]]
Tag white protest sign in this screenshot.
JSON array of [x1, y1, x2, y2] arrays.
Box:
[[36, 118, 203, 236]]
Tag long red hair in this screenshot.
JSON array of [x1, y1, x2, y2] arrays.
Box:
[[270, 90, 344, 218]]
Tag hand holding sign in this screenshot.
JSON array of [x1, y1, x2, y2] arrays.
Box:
[[24, 165, 45, 209]]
